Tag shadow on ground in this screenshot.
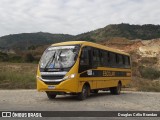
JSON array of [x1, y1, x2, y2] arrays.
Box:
[[43, 91, 128, 102]]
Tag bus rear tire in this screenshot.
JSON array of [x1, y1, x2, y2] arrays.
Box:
[[77, 84, 90, 100], [46, 92, 57, 99], [110, 83, 121, 95]]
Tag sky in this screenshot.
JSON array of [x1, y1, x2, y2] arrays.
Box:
[[0, 0, 160, 36]]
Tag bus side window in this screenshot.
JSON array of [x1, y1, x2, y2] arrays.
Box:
[[109, 52, 116, 67], [97, 50, 109, 67], [116, 54, 119, 64], [107, 52, 111, 64], [122, 55, 125, 65], [79, 47, 91, 72], [102, 51, 108, 67], [99, 50, 106, 66], [116, 54, 125, 68], [92, 48, 100, 68], [118, 54, 123, 65], [124, 56, 130, 68]]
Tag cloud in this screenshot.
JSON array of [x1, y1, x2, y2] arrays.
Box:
[[0, 0, 160, 36]]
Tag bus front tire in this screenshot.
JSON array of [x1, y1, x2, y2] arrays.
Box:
[[46, 92, 57, 99], [77, 85, 90, 100], [110, 83, 121, 95]]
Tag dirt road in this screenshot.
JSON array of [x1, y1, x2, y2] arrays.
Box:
[[0, 90, 160, 111]]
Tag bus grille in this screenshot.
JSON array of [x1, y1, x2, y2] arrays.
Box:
[[41, 75, 64, 80], [43, 81, 61, 85], [41, 75, 64, 85]]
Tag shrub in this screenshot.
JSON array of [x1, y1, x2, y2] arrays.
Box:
[[140, 57, 157, 65], [139, 66, 160, 80], [0, 52, 9, 61], [128, 77, 160, 92], [24, 53, 35, 62]]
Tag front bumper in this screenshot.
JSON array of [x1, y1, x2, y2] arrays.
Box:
[[36, 77, 78, 93]]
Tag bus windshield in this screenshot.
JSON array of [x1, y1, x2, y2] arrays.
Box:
[[40, 45, 80, 69]]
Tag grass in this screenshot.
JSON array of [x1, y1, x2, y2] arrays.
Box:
[[0, 62, 37, 89], [128, 77, 160, 92]]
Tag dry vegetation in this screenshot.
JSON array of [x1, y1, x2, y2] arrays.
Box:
[[0, 62, 37, 89], [125, 77, 160, 92], [0, 62, 160, 91]]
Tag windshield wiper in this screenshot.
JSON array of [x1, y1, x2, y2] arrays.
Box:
[[44, 52, 56, 69], [57, 51, 63, 69]]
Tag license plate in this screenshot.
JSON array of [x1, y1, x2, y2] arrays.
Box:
[[48, 86, 55, 89]]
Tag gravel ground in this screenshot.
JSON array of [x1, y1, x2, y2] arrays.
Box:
[[0, 90, 160, 120], [0, 90, 160, 111]]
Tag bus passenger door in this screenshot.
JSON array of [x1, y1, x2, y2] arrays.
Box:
[[79, 46, 91, 73], [78, 47, 95, 90]]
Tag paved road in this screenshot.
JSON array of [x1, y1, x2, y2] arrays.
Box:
[[0, 90, 160, 120]]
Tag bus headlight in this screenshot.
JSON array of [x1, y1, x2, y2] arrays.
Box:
[[70, 74, 76, 78], [63, 74, 76, 80]]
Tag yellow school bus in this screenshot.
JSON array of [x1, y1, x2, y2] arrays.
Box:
[[37, 41, 132, 100]]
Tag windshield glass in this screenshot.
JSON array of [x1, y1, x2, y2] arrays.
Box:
[[40, 45, 80, 69]]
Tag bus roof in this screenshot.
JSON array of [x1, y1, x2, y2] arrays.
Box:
[[51, 41, 130, 56]]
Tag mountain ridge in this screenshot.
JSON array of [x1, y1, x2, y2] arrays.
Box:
[[0, 32, 74, 50], [1, 23, 160, 50]]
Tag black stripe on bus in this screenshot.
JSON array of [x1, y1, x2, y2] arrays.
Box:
[[80, 70, 131, 77]]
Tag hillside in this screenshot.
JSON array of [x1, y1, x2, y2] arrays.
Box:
[[0, 32, 74, 50], [101, 37, 160, 76], [74, 23, 160, 41], [1, 24, 160, 51]]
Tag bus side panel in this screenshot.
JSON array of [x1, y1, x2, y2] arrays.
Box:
[[77, 77, 96, 92], [77, 77, 118, 92], [77, 75, 131, 92], [96, 79, 117, 89]]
